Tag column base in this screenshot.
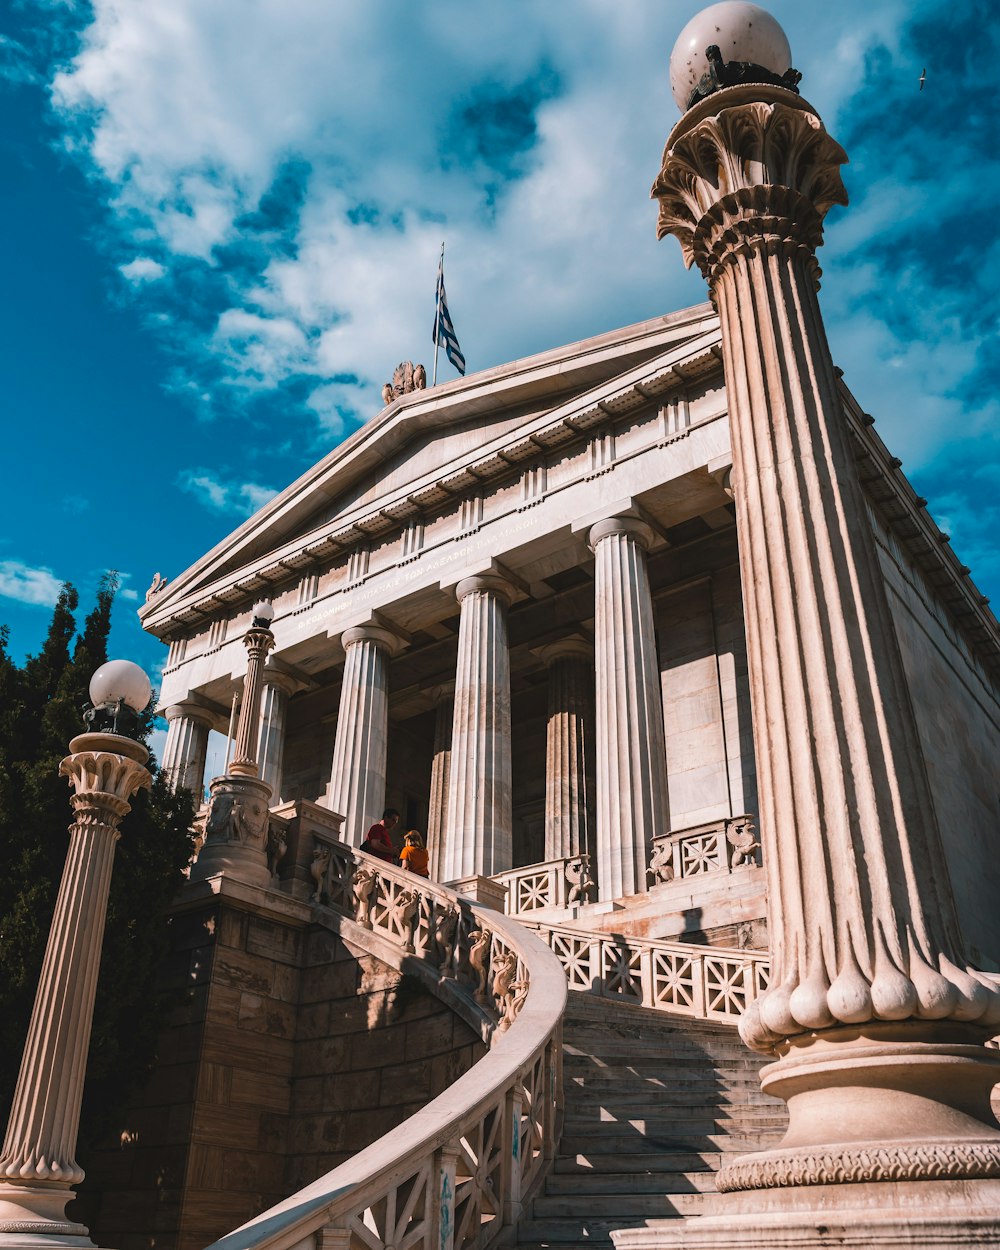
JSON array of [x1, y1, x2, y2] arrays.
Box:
[[720, 1022, 1000, 1193], [610, 1177, 1000, 1248], [447, 875, 508, 911], [0, 1184, 94, 1250]]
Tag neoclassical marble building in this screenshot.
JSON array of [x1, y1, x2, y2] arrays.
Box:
[[141, 300, 1000, 960]]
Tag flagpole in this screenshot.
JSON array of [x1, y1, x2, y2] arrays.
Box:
[[432, 241, 444, 387]]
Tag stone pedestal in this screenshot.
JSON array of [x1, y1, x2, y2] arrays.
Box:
[[588, 517, 670, 900], [442, 574, 515, 880], [535, 640, 593, 863], [161, 702, 213, 797], [448, 874, 508, 912], [326, 623, 405, 845], [189, 774, 273, 889], [0, 732, 151, 1250], [612, 1177, 1000, 1249], [649, 76, 1000, 1243]]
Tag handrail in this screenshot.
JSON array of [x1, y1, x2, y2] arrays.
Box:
[[523, 916, 770, 1024], [207, 839, 568, 1250]]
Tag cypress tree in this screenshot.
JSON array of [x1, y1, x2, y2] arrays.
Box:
[[0, 575, 194, 1150]]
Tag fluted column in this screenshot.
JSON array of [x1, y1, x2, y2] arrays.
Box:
[[536, 640, 593, 862], [443, 574, 514, 880], [161, 702, 213, 797], [653, 83, 1000, 1195], [589, 518, 670, 900], [427, 694, 453, 880], [326, 624, 403, 844], [0, 732, 150, 1244], [256, 669, 295, 803]]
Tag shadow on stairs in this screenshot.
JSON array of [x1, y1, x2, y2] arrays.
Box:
[[517, 993, 787, 1249]]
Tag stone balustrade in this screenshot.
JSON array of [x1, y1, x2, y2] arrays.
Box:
[[525, 918, 770, 1024], [492, 854, 595, 916], [206, 835, 567, 1250], [646, 814, 761, 886]]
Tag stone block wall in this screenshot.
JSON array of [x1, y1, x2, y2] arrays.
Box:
[[78, 889, 485, 1250], [874, 514, 1000, 969], [285, 925, 484, 1194]]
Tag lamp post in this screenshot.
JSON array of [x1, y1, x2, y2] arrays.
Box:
[[0, 661, 153, 1250], [614, 3, 1000, 1245], [189, 602, 275, 889]]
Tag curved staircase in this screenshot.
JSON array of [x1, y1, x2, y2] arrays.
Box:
[[197, 838, 780, 1250]]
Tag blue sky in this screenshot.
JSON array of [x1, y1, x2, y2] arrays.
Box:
[[1, 0, 997, 702]]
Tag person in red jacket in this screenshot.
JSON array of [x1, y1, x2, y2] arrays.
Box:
[[361, 808, 400, 862]]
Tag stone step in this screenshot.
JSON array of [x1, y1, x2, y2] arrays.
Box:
[[543, 1170, 719, 1195], [564, 1049, 762, 1067], [531, 1193, 709, 1222], [567, 1068, 767, 1084], [558, 1131, 782, 1154], [562, 1111, 788, 1130], [516, 1212, 689, 1243], [553, 1150, 722, 1174], [565, 1088, 779, 1108]]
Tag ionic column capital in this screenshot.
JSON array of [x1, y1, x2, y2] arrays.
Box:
[[454, 573, 516, 606], [652, 90, 848, 285], [587, 516, 654, 553]]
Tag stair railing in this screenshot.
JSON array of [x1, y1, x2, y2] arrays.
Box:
[[523, 918, 769, 1023], [207, 840, 567, 1250]]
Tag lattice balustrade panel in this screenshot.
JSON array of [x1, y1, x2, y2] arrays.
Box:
[[678, 831, 726, 876], [703, 955, 750, 1019], [453, 1099, 505, 1250], [346, 1157, 432, 1250], [600, 939, 642, 1001], [549, 931, 593, 991], [649, 948, 698, 1013], [369, 873, 419, 949], [516, 1051, 547, 1197], [323, 841, 356, 911], [753, 960, 770, 996], [515, 871, 553, 913]]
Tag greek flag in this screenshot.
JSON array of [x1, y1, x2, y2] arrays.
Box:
[[432, 254, 466, 376]]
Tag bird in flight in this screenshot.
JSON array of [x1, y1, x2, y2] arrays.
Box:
[[919, 67, 926, 90]]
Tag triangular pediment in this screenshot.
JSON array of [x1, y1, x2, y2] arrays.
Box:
[[141, 303, 724, 636]]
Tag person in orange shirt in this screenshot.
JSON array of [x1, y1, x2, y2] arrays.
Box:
[[399, 830, 430, 878]]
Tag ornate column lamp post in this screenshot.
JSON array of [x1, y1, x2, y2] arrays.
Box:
[[0, 661, 153, 1250], [190, 601, 275, 889], [623, 2, 1000, 1244]]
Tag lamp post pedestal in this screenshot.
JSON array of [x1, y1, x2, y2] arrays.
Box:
[[189, 609, 277, 889], [0, 732, 151, 1250]]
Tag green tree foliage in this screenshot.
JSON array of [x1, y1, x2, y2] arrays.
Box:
[[0, 575, 195, 1149]]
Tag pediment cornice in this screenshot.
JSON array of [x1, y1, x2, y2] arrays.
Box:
[[141, 306, 724, 636]]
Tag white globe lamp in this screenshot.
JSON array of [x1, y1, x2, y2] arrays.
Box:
[[89, 659, 152, 713], [669, 2, 795, 111]]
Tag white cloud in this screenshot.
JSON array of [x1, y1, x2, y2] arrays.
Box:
[[42, 0, 999, 592], [119, 256, 166, 284], [176, 468, 278, 518], [0, 560, 63, 607]]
